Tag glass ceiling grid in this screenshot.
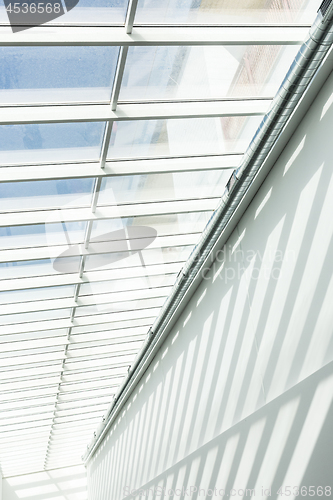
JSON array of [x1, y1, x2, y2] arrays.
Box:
[[0, 0, 321, 478]]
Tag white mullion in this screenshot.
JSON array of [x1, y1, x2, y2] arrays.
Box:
[[111, 47, 129, 111], [90, 177, 103, 213], [0, 98, 270, 124], [0, 26, 309, 46], [125, 0, 139, 34], [100, 122, 113, 169]]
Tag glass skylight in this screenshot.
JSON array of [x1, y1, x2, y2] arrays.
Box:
[[0, 0, 321, 479], [119, 45, 300, 101], [0, 46, 120, 104], [135, 0, 319, 25], [107, 116, 263, 159], [0, 122, 106, 164]]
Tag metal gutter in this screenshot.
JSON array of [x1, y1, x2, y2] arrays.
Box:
[[83, 0, 333, 464]]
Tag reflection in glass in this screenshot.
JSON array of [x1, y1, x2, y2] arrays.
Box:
[[135, 0, 319, 25], [98, 170, 230, 205], [84, 245, 192, 272], [107, 116, 262, 159], [0, 257, 80, 280], [120, 45, 299, 101], [0, 222, 87, 250], [90, 212, 212, 241]]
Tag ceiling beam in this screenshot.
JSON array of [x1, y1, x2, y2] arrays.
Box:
[[0, 26, 309, 46], [0, 98, 270, 124], [0, 154, 241, 183], [0, 197, 218, 227]]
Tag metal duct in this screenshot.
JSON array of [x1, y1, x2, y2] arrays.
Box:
[[83, 0, 333, 463]]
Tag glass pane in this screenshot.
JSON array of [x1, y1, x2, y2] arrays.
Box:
[[135, 0, 320, 25], [0, 222, 87, 250], [0, 344, 65, 360], [71, 316, 154, 335], [0, 286, 74, 305], [0, 309, 71, 326], [90, 212, 212, 242], [0, 257, 80, 279], [58, 386, 116, 401], [120, 45, 299, 101], [0, 0, 129, 26], [0, 384, 59, 399], [61, 367, 128, 383], [0, 377, 60, 393], [55, 404, 107, 418], [47, 0, 129, 25], [0, 122, 105, 165], [64, 352, 137, 370], [0, 331, 67, 346], [57, 396, 112, 410], [0, 364, 62, 381], [76, 288, 171, 309], [84, 245, 192, 272], [0, 412, 55, 427], [98, 170, 230, 205], [75, 297, 165, 316], [1, 382, 57, 397], [0, 178, 94, 211], [68, 340, 142, 360], [0, 47, 119, 104], [107, 116, 262, 159]]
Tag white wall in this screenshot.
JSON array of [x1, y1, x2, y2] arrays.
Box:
[[86, 67, 333, 500], [2, 465, 87, 500]]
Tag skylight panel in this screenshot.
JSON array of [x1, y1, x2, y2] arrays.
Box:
[[0, 178, 94, 212], [73, 297, 165, 317], [0, 377, 61, 394], [107, 116, 263, 159], [61, 365, 128, 382], [70, 316, 155, 335], [0, 259, 81, 280], [0, 350, 65, 367], [90, 212, 212, 241], [57, 386, 116, 402], [0, 46, 120, 105], [135, 0, 319, 25], [0, 122, 106, 164], [47, 0, 129, 25], [0, 363, 63, 381], [98, 170, 231, 205], [84, 245, 192, 272], [63, 352, 137, 371], [0, 0, 129, 27], [0, 222, 87, 250], [0, 286, 75, 305], [119, 45, 300, 101]]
